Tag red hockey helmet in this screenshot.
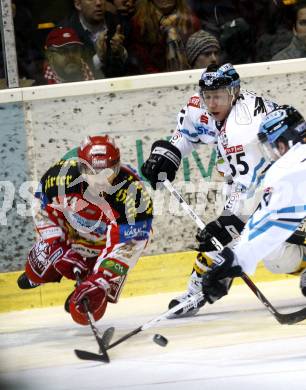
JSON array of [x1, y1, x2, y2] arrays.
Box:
[[78, 135, 120, 175]]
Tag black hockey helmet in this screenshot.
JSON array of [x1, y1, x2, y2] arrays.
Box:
[[199, 63, 240, 91]]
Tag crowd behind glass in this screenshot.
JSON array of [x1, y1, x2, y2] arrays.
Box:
[[0, 0, 306, 88]]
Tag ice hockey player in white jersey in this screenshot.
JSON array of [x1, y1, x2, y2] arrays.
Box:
[[201, 105, 306, 303], [141, 63, 278, 316]]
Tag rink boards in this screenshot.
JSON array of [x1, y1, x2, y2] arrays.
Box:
[[0, 250, 296, 313]]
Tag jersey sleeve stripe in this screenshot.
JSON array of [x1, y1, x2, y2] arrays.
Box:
[[250, 157, 266, 186], [249, 205, 306, 231], [249, 220, 299, 240]]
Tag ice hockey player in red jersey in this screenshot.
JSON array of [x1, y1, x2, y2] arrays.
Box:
[[17, 135, 153, 325]]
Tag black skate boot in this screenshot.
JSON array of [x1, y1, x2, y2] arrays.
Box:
[[64, 291, 74, 313], [17, 272, 40, 289]]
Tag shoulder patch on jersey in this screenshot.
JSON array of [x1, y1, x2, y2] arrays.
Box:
[[187, 96, 200, 108], [171, 130, 183, 143], [39, 159, 81, 203], [119, 219, 152, 242], [200, 114, 209, 124], [108, 168, 153, 224]]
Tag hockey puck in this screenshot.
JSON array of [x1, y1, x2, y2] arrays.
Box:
[[153, 334, 168, 347]]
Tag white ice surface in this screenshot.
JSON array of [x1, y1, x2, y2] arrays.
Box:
[[1, 279, 306, 390]]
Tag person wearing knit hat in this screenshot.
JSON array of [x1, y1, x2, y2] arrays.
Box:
[[44, 27, 95, 84], [185, 30, 221, 69]]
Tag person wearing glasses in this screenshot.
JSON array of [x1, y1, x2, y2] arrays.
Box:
[[43, 27, 95, 84]]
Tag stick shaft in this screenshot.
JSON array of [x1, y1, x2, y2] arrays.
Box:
[[73, 268, 110, 361], [106, 291, 204, 350], [103, 179, 306, 354]]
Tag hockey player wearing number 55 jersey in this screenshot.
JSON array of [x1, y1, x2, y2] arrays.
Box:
[[17, 135, 153, 325], [202, 105, 306, 301], [142, 63, 278, 316]]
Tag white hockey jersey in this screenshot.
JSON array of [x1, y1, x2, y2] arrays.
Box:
[[170, 91, 277, 216], [233, 143, 306, 274]]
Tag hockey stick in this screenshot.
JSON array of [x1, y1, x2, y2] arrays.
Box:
[[101, 290, 203, 351], [73, 268, 111, 363], [74, 288, 203, 361], [163, 179, 306, 325], [72, 271, 202, 361]]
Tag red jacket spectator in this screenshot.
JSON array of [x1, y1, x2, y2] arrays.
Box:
[[127, 0, 200, 75]]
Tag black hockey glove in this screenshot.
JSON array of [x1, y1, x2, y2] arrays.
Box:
[[196, 214, 245, 252], [202, 247, 242, 303], [141, 140, 181, 190]]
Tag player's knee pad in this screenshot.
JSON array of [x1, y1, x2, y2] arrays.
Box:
[[263, 243, 304, 274], [25, 240, 68, 284]]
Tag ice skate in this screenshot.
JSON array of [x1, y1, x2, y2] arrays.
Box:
[[17, 272, 40, 289], [167, 271, 206, 318]]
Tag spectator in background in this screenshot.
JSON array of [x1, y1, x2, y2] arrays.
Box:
[[186, 2, 253, 37], [187, 1, 241, 37], [43, 27, 95, 84], [220, 17, 252, 64], [111, 0, 135, 38], [127, 0, 200, 75], [61, 0, 127, 78], [113, 0, 135, 15], [186, 1, 252, 64], [185, 30, 221, 69], [254, 1, 294, 62], [272, 0, 306, 60]]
